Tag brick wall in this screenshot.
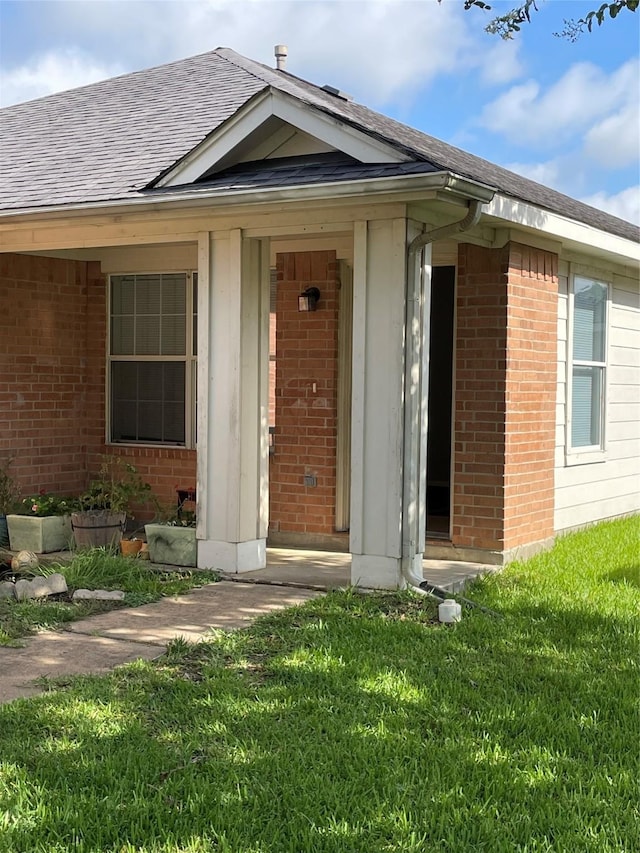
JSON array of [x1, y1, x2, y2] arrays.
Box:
[[453, 242, 557, 554], [0, 253, 195, 519], [0, 253, 90, 497], [269, 251, 339, 535]]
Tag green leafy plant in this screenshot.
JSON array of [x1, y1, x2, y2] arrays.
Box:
[[162, 506, 196, 528], [157, 485, 196, 527], [20, 491, 78, 517], [78, 456, 156, 517]]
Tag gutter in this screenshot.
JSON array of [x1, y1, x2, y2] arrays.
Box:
[[0, 172, 495, 224], [400, 199, 486, 596]]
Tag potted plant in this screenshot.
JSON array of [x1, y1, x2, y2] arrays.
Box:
[[7, 491, 77, 553], [72, 456, 156, 550], [145, 489, 197, 567], [0, 457, 20, 549]]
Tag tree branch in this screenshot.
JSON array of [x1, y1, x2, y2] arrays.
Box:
[[450, 0, 639, 39]]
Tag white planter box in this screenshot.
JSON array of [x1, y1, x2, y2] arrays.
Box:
[[7, 514, 73, 553], [145, 524, 197, 567]]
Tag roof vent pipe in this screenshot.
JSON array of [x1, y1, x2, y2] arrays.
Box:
[[274, 45, 288, 70]]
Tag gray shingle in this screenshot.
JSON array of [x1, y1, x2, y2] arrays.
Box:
[[0, 51, 265, 209], [1, 47, 637, 244]]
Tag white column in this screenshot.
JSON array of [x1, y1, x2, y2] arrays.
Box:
[[349, 219, 430, 589], [196, 230, 270, 572], [350, 219, 406, 588], [404, 235, 431, 578]]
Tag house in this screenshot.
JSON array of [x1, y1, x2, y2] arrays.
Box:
[[1, 47, 638, 589]]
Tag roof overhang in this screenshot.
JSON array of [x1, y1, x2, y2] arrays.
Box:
[[1, 169, 637, 269], [0, 171, 495, 225], [485, 194, 640, 266]]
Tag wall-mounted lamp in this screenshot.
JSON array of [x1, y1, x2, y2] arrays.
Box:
[[298, 286, 320, 312]]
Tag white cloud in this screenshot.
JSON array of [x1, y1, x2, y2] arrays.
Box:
[[0, 0, 524, 109], [478, 58, 640, 149], [504, 155, 640, 224], [581, 186, 640, 225], [0, 49, 124, 107], [504, 158, 562, 188], [584, 101, 640, 169], [479, 38, 524, 86]]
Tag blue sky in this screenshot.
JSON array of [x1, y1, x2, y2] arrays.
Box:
[[1, 0, 638, 222]]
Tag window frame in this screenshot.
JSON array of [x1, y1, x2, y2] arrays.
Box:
[[565, 270, 610, 465], [106, 270, 197, 449]]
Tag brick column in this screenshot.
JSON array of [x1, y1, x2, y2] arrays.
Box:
[[453, 242, 557, 559], [503, 243, 557, 552], [453, 244, 509, 553]]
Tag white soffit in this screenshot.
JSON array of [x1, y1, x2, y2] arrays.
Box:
[[155, 89, 410, 188]]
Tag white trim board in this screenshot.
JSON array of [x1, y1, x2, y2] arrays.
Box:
[[155, 89, 410, 188], [486, 195, 640, 267]]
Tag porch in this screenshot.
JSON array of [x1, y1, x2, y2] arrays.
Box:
[[220, 547, 493, 593], [1, 205, 557, 588]]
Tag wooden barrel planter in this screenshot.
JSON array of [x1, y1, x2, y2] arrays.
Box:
[[71, 510, 127, 549]]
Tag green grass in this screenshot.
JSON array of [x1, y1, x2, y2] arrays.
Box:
[[0, 517, 638, 852], [0, 549, 219, 645]]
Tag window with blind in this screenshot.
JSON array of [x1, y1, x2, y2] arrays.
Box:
[[109, 272, 197, 446], [569, 275, 608, 452]]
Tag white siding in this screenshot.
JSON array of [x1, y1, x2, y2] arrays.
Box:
[[555, 262, 640, 532]]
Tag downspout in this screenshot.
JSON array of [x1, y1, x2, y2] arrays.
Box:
[[401, 200, 483, 594]]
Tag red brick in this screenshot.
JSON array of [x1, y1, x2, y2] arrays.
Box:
[[452, 243, 557, 552], [269, 251, 340, 535]]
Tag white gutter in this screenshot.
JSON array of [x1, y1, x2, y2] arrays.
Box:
[[400, 200, 485, 595], [0, 172, 494, 224]]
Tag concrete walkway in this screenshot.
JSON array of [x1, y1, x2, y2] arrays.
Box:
[[0, 581, 321, 705], [0, 551, 493, 705]]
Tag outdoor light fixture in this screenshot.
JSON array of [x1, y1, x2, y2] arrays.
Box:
[[298, 287, 320, 312]]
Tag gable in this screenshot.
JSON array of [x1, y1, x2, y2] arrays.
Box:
[[152, 88, 411, 189]]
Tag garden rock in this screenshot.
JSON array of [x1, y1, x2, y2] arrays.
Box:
[[46, 573, 68, 595], [14, 577, 51, 600], [72, 589, 125, 601], [12, 574, 68, 600], [0, 581, 15, 599]]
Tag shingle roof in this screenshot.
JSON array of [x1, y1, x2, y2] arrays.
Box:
[[0, 51, 265, 210], [186, 154, 442, 194], [1, 46, 637, 244]]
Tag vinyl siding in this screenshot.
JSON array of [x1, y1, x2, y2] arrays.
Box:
[[555, 260, 640, 531]]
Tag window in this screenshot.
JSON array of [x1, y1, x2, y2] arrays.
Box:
[[109, 272, 197, 446], [568, 275, 608, 454]]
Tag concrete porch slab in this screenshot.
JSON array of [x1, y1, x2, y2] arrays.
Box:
[[224, 548, 496, 592], [236, 548, 353, 589], [421, 559, 497, 592]]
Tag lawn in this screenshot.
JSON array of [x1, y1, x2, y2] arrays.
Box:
[[0, 517, 638, 852], [0, 549, 219, 646]]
